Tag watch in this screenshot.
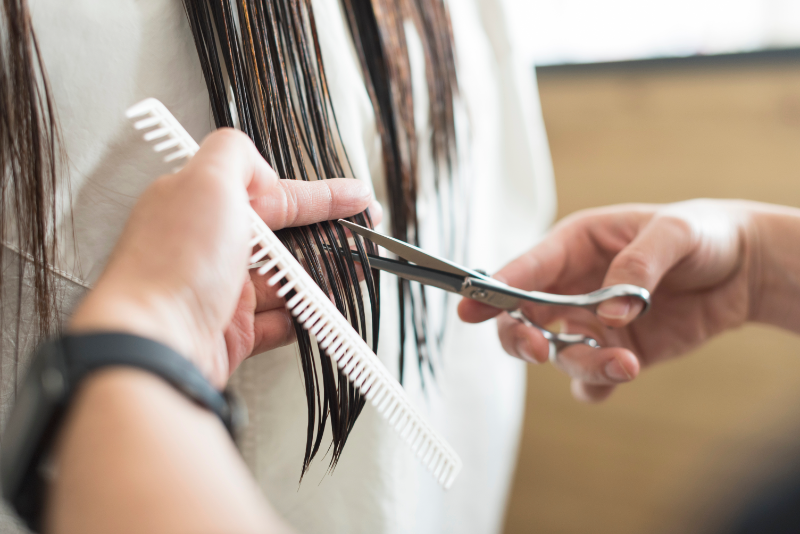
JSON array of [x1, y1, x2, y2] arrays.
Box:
[[0, 333, 245, 532]]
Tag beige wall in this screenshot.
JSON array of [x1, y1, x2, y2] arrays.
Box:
[[503, 56, 800, 534]]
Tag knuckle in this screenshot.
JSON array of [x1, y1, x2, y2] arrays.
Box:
[[612, 248, 656, 283], [273, 182, 298, 228], [265, 312, 296, 350], [321, 181, 334, 220], [253, 311, 296, 354], [655, 212, 695, 238], [559, 206, 597, 226], [286, 184, 300, 226], [279, 312, 296, 345], [496, 319, 520, 356], [204, 129, 255, 168], [193, 171, 231, 202]]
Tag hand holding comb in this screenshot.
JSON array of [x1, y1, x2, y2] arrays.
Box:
[[125, 99, 462, 489]]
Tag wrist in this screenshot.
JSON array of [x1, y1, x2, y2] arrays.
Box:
[[46, 368, 237, 534], [2, 333, 239, 531], [744, 202, 800, 331], [53, 366, 218, 456]]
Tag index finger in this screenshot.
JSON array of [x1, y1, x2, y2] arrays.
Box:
[[458, 207, 654, 324], [189, 130, 372, 230], [251, 178, 372, 230]]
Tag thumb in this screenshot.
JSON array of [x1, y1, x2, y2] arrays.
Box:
[[597, 215, 694, 326]]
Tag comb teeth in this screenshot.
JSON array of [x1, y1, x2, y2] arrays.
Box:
[[126, 98, 200, 169], [126, 98, 463, 490]]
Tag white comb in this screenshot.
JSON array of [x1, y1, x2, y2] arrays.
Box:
[[125, 98, 462, 489]]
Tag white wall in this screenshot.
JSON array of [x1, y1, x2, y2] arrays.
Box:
[[501, 0, 800, 66]]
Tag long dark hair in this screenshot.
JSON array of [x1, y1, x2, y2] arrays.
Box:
[[342, 0, 458, 383], [0, 0, 62, 386], [182, 0, 459, 477], [1, 0, 459, 478]]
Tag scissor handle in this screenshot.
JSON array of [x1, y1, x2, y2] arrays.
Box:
[[463, 279, 651, 318], [508, 310, 599, 355], [562, 284, 652, 313]]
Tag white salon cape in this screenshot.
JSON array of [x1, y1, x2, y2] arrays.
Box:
[[0, 0, 555, 532]]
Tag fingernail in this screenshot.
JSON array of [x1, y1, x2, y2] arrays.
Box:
[[598, 298, 631, 320], [605, 358, 633, 382], [516, 340, 538, 364], [544, 319, 566, 333]]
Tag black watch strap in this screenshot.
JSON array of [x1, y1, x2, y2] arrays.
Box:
[[1, 332, 244, 532], [61, 333, 235, 432]]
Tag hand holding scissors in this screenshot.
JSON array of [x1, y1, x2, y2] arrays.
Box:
[[457, 201, 756, 402], [337, 198, 761, 403], [336, 219, 651, 363]]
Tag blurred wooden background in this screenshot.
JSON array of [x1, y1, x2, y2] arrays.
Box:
[[503, 51, 800, 534]]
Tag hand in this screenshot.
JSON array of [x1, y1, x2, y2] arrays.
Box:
[[70, 129, 373, 388], [224, 197, 383, 378], [459, 199, 764, 402]]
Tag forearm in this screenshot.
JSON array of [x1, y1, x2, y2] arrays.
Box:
[[747, 202, 800, 333], [45, 368, 290, 534]]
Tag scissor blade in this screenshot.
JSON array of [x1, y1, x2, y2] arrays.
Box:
[[340, 248, 465, 293], [338, 219, 481, 278]]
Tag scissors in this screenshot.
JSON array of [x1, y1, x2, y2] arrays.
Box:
[[330, 219, 651, 362]]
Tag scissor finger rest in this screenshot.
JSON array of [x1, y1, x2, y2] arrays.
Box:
[[508, 310, 599, 363]]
